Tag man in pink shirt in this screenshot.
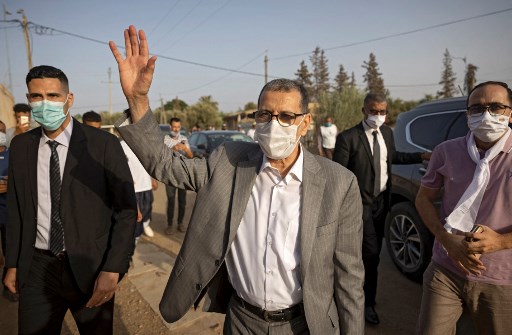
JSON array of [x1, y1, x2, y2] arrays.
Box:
[[415, 81, 512, 335]]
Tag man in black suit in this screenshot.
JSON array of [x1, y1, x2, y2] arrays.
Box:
[[3, 65, 137, 335], [333, 93, 430, 325]]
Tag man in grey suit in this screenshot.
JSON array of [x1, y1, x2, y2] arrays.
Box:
[[110, 25, 364, 334]]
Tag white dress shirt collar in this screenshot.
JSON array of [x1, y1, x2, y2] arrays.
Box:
[[40, 117, 74, 148], [259, 143, 304, 183]]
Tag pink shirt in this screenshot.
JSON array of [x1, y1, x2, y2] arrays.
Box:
[[422, 133, 512, 285]]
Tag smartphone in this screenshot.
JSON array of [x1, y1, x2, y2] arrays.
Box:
[[20, 115, 29, 125], [466, 225, 483, 242]]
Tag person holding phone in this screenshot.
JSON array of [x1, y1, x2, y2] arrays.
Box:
[[415, 81, 512, 334], [6, 103, 32, 147]]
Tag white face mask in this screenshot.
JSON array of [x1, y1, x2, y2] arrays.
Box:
[[365, 114, 386, 129], [468, 112, 509, 142], [255, 117, 304, 160], [0, 132, 6, 147]]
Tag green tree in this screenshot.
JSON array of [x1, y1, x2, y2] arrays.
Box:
[[244, 102, 257, 110], [164, 97, 188, 111], [316, 86, 366, 133], [386, 97, 420, 125], [464, 63, 478, 95], [437, 49, 457, 98], [349, 71, 356, 88], [295, 60, 314, 99], [334, 64, 349, 93], [362, 52, 386, 95], [310, 47, 330, 101], [186, 96, 222, 130]]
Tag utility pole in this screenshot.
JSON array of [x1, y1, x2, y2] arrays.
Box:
[[159, 95, 165, 124], [100, 67, 114, 116], [17, 9, 32, 70], [108, 67, 112, 116], [264, 54, 268, 84], [3, 5, 13, 92]]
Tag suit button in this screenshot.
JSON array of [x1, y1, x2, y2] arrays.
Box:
[[196, 284, 202, 290], [215, 259, 220, 266]]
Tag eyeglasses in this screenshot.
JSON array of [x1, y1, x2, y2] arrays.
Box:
[[366, 109, 388, 116], [467, 103, 512, 117], [253, 110, 306, 127]]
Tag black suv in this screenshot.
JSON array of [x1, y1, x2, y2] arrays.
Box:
[[385, 96, 468, 282]]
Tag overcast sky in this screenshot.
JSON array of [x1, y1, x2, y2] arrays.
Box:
[[1, 0, 511, 115]]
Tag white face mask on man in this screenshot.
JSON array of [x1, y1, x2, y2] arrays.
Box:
[[467, 111, 509, 142], [365, 114, 386, 129], [255, 116, 304, 160]]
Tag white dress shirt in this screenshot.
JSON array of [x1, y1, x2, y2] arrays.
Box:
[[225, 146, 304, 311], [35, 118, 73, 250], [363, 121, 388, 194], [120, 140, 152, 193]]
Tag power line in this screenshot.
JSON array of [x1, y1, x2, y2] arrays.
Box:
[[148, 0, 182, 37], [3, 20, 270, 78], [153, 0, 204, 49], [170, 49, 267, 95], [160, 0, 232, 53], [271, 7, 512, 61]]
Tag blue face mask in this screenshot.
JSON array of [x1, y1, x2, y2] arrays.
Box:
[[30, 97, 69, 131], [324, 122, 332, 127]]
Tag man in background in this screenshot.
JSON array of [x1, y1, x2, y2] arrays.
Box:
[[6, 103, 31, 147], [163, 117, 193, 235], [333, 93, 430, 325], [318, 116, 337, 160], [82, 110, 102, 128]]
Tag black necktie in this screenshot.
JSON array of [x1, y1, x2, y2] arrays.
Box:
[[48, 140, 64, 255], [372, 131, 381, 197]]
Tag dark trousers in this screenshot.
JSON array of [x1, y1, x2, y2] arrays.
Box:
[[0, 224, 6, 283], [18, 249, 115, 335], [166, 185, 186, 226], [362, 193, 387, 307]]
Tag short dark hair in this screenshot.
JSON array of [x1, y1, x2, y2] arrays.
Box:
[[26, 65, 69, 91], [170, 117, 181, 125], [467, 81, 512, 106], [364, 93, 387, 105], [258, 79, 309, 114], [82, 111, 102, 123], [13, 103, 31, 114]]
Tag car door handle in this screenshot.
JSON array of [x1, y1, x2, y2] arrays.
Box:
[[419, 167, 427, 175]]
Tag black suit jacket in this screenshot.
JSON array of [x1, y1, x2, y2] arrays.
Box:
[[6, 119, 137, 294], [333, 122, 422, 209]]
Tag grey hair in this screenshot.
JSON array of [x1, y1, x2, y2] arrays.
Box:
[[258, 79, 309, 114], [364, 92, 387, 105]]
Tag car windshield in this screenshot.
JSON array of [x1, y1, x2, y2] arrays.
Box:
[[208, 133, 252, 150]]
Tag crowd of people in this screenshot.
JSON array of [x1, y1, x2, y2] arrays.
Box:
[[0, 24, 510, 335]]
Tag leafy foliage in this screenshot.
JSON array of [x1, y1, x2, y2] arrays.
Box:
[[362, 53, 387, 95], [437, 49, 457, 98], [310, 47, 330, 101], [464, 63, 478, 94]]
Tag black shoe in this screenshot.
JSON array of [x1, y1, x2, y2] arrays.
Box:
[[365, 306, 380, 325]]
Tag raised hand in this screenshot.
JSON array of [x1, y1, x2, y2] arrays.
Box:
[[109, 25, 157, 122]]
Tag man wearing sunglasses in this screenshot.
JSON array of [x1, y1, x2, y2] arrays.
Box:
[[415, 81, 512, 334], [333, 93, 430, 325], [111, 26, 364, 334]]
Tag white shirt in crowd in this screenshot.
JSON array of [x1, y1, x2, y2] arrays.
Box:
[[120, 140, 152, 193], [363, 121, 388, 194]]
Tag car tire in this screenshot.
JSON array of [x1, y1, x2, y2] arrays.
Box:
[[385, 202, 433, 282]]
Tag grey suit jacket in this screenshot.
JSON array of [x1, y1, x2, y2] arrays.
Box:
[[117, 111, 364, 335]]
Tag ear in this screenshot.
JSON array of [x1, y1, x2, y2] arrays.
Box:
[[300, 114, 311, 136], [67, 93, 74, 110]]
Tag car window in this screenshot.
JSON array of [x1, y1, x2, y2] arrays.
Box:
[[188, 133, 198, 146], [408, 111, 468, 151], [197, 134, 208, 148], [207, 133, 253, 151]]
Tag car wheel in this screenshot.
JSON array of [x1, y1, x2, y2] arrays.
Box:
[[385, 202, 433, 282]]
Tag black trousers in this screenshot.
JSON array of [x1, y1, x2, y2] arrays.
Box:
[[362, 193, 387, 307], [18, 249, 115, 335], [166, 185, 186, 226]]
